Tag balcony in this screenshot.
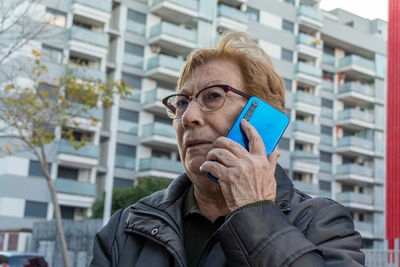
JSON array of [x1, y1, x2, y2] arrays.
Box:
[[321, 80, 334, 91], [217, 5, 248, 31], [123, 53, 143, 69], [321, 108, 333, 118], [296, 33, 323, 60], [292, 121, 320, 143], [291, 151, 319, 173], [72, 0, 111, 12], [149, 21, 196, 56], [320, 161, 332, 173], [337, 82, 375, 105], [337, 109, 375, 130], [338, 55, 375, 79], [336, 136, 374, 156], [55, 178, 96, 197], [293, 181, 319, 195], [117, 120, 138, 135], [294, 91, 321, 115], [297, 5, 324, 30], [143, 88, 175, 115], [322, 54, 335, 66], [151, 0, 198, 24], [66, 64, 106, 82], [320, 134, 333, 146], [146, 54, 185, 83], [336, 192, 373, 210], [141, 122, 177, 149], [354, 221, 374, 238], [138, 157, 184, 179], [115, 155, 136, 169], [336, 164, 374, 184], [126, 20, 146, 36], [295, 62, 322, 86], [57, 139, 99, 159], [69, 26, 109, 48]]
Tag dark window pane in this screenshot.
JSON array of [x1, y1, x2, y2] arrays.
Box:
[[154, 116, 171, 124], [119, 109, 139, 122], [127, 10, 146, 24], [284, 78, 292, 91], [58, 167, 78, 180], [342, 184, 354, 192], [281, 48, 293, 62], [320, 151, 332, 163], [319, 181, 331, 191], [29, 161, 50, 178], [122, 73, 142, 89], [125, 42, 144, 56], [278, 138, 290, 150], [282, 19, 294, 33], [284, 0, 295, 5], [152, 150, 170, 158], [320, 125, 332, 136], [322, 98, 333, 108], [61, 206, 75, 219], [24, 201, 47, 218], [116, 144, 136, 157], [247, 7, 259, 21], [113, 178, 134, 188]]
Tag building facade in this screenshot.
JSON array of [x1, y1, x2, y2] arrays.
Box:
[[0, 0, 386, 250]]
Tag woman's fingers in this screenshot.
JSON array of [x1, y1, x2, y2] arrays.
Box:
[[240, 119, 266, 155]]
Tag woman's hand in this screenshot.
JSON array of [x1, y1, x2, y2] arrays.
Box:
[[200, 119, 280, 212]]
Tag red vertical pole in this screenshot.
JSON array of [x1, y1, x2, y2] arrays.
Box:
[[387, 0, 400, 252]]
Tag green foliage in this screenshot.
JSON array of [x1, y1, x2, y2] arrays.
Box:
[[91, 177, 172, 218]]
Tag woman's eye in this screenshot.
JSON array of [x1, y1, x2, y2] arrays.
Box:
[[206, 90, 223, 99], [176, 98, 189, 107]]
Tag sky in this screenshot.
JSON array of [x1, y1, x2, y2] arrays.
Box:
[[319, 0, 388, 21]]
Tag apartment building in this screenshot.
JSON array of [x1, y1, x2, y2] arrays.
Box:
[[0, 0, 386, 250]]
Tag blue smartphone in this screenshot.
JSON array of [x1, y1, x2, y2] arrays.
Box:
[[206, 96, 290, 183]]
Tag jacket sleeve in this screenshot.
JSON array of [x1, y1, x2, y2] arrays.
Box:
[[89, 209, 124, 267], [215, 200, 364, 267]]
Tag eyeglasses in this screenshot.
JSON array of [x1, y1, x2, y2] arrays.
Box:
[[162, 84, 251, 119]]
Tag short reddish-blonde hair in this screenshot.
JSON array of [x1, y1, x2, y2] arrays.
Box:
[[177, 31, 285, 112]]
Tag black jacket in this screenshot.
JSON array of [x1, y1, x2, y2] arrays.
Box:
[[90, 165, 364, 267]]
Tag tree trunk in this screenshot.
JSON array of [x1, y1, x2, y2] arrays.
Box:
[[45, 174, 70, 267]]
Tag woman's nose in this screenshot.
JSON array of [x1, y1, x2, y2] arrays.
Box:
[[181, 100, 204, 127]]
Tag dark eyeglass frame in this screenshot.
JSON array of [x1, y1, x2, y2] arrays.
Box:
[[162, 84, 251, 119]]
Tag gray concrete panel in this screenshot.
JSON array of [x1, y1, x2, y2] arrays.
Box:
[[271, 58, 295, 80], [0, 174, 51, 202], [124, 0, 150, 13], [116, 132, 140, 145], [329, 9, 371, 33], [248, 0, 296, 21], [120, 98, 142, 111], [0, 215, 46, 229], [125, 32, 147, 45]]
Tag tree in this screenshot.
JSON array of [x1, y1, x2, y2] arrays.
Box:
[[92, 177, 172, 219], [0, 51, 130, 267]]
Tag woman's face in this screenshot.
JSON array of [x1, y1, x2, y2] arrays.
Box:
[[174, 59, 248, 183]]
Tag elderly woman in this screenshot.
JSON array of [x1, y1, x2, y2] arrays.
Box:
[[90, 32, 364, 266]]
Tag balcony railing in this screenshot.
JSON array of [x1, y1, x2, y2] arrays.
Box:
[[124, 53, 143, 68], [322, 54, 335, 65], [321, 134, 332, 145], [57, 139, 99, 158], [336, 164, 374, 177], [144, 88, 174, 103], [321, 80, 334, 91], [55, 178, 96, 197], [115, 155, 136, 169], [296, 62, 322, 77], [152, 0, 198, 10], [217, 4, 248, 24], [320, 162, 332, 173], [296, 33, 323, 49], [118, 120, 138, 135], [293, 181, 319, 195], [297, 5, 324, 21], [321, 108, 333, 118], [72, 0, 112, 12], [293, 121, 320, 135], [126, 20, 146, 36], [69, 26, 109, 48], [338, 109, 374, 124], [139, 157, 184, 173], [147, 54, 185, 71], [354, 221, 373, 234], [337, 136, 374, 150], [339, 82, 375, 96], [142, 122, 175, 138], [150, 21, 196, 42], [336, 192, 373, 205], [339, 55, 375, 71], [66, 64, 105, 82], [294, 91, 321, 105]]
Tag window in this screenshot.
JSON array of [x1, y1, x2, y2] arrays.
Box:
[[284, 0, 295, 5], [320, 125, 332, 136], [278, 138, 290, 150], [319, 181, 331, 191], [119, 109, 139, 122], [122, 73, 141, 89], [29, 161, 50, 178], [116, 144, 136, 157], [125, 42, 144, 56], [284, 79, 292, 91], [154, 116, 171, 124], [152, 150, 170, 159], [281, 48, 293, 62], [24, 201, 47, 218], [61, 206, 75, 219], [114, 178, 134, 188], [321, 98, 333, 109], [44, 8, 66, 28], [38, 83, 58, 100], [282, 19, 294, 33], [247, 7, 259, 21], [320, 151, 332, 163], [58, 166, 78, 180], [41, 45, 63, 64], [127, 10, 146, 24]]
